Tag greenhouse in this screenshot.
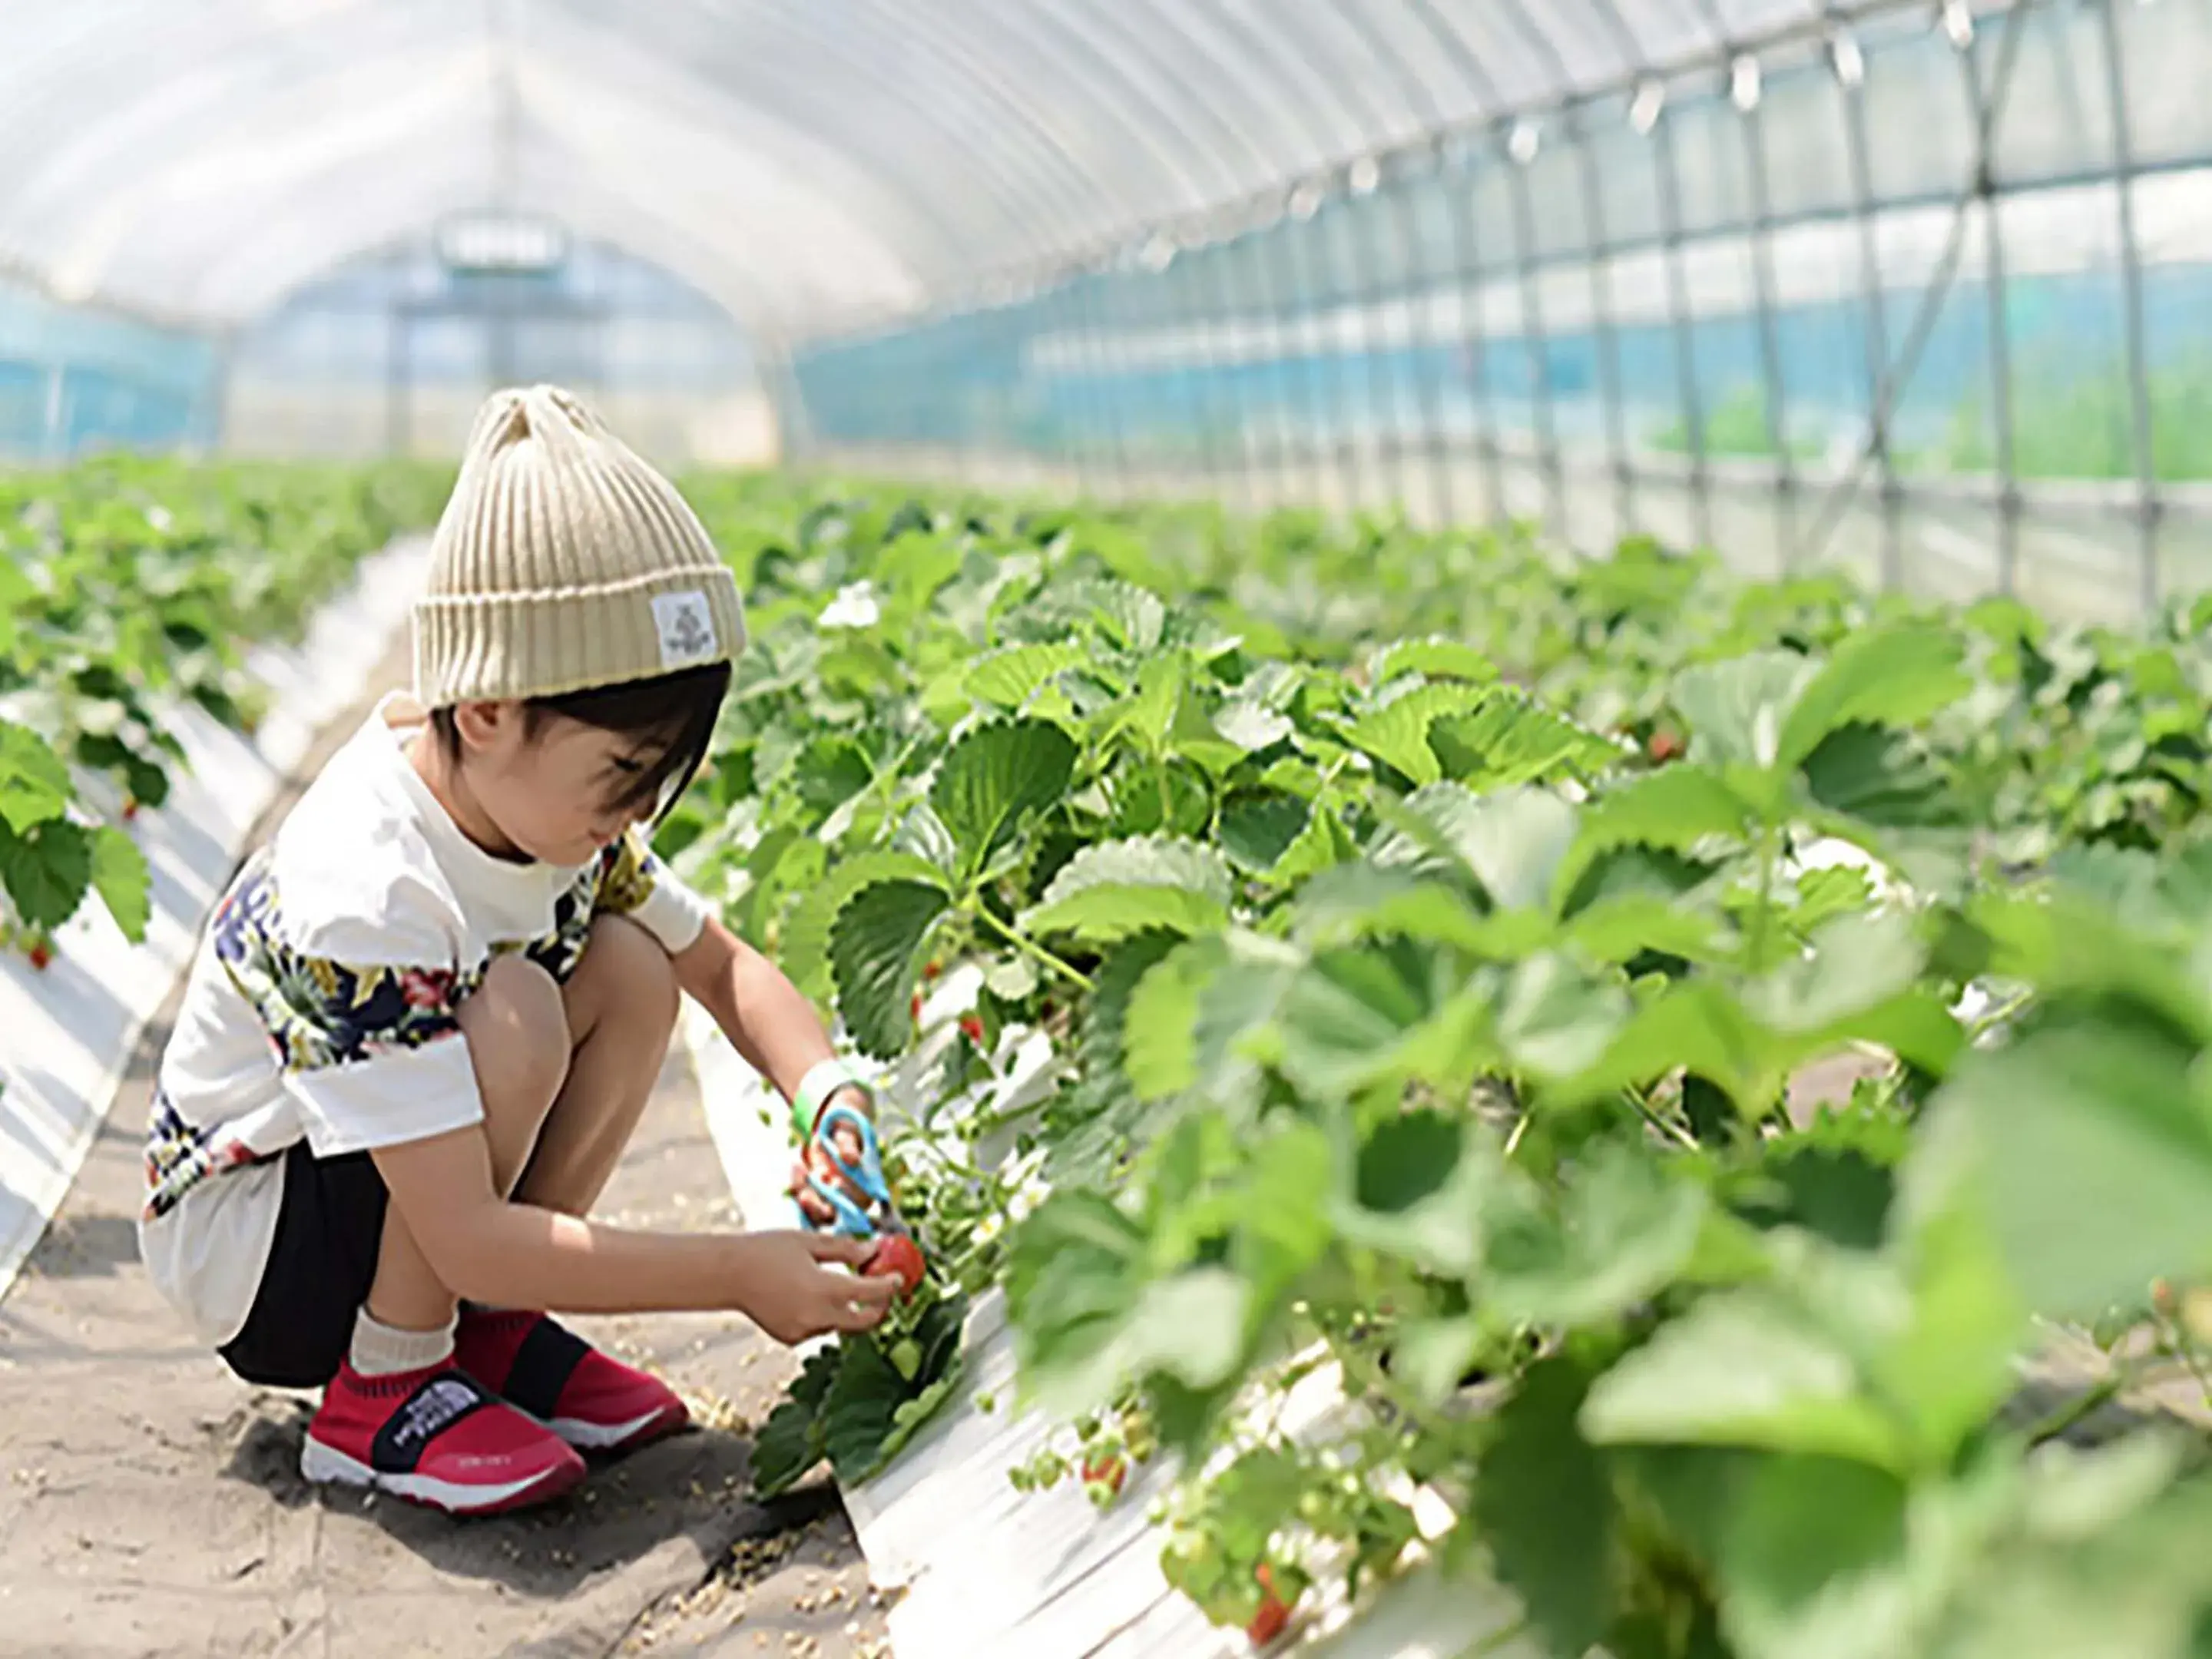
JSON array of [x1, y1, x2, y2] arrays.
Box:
[[6, 3, 2212, 1657]]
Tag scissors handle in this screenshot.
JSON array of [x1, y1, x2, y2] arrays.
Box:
[[803, 1101, 906, 1237]]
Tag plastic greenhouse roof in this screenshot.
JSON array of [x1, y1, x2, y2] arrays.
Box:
[[0, 0, 1957, 343]]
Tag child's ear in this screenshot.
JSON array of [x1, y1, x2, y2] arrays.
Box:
[[449, 700, 522, 753]]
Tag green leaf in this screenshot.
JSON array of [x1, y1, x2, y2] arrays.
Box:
[[966, 642, 1086, 709], [1775, 623, 1970, 770], [1672, 651, 1821, 770], [1371, 637, 1498, 686], [1218, 791, 1311, 876], [1714, 1455, 1914, 1659], [1581, 1291, 1906, 1471], [0, 816, 92, 932], [1007, 1187, 1249, 1416], [1800, 723, 1961, 831], [1019, 836, 1232, 944], [822, 1333, 909, 1485], [1342, 682, 1491, 785], [1371, 783, 1581, 914], [1429, 690, 1624, 790], [89, 825, 149, 942], [783, 850, 952, 1003], [1567, 764, 1753, 885], [0, 722, 71, 833], [1333, 1108, 1491, 1277], [1475, 1358, 1617, 1657], [829, 879, 952, 1059], [1485, 1142, 1710, 1326], [748, 1345, 842, 1497], [931, 717, 1078, 886], [1933, 1020, 2212, 1321], [1121, 935, 1221, 1102]]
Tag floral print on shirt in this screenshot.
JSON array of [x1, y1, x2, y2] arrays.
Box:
[[144, 830, 676, 1219]]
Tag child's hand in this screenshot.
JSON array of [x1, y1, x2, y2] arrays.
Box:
[[736, 1230, 900, 1343], [789, 1101, 874, 1229]]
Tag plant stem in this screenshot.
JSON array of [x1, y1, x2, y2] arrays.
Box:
[[972, 903, 1096, 992], [2024, 1373, 2126, 1449]]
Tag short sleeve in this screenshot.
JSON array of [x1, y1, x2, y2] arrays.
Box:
[[212, 849, 486, 1158], [593, 827, 713, 955]]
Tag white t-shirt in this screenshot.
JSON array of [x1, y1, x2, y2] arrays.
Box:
[[137, 691, 713, 1348]]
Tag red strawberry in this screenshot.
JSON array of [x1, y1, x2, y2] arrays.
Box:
[[959, 1014, 985, 1047], [27, 942, 51, 972], [1647, 730, 1685, 764], [911, 992, 924, 1022], [863, 1233, 927, 1298], [922, 960, 942, 982], [122, 797, 140, 823], [1081, 1452, 1128, 1497], [1247, 1565, 1293, 1647]]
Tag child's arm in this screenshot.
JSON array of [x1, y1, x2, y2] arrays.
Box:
[[671, 915, 879, 1227], [371, 1128, 898, 1340]]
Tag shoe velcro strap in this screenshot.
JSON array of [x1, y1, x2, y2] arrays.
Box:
[[501, 1316, 591, 1422], [369, 1373, 498, 1474]]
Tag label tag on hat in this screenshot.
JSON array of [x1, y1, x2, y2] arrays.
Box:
[[651, 590, 720, 669]]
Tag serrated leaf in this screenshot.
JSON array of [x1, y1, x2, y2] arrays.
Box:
[[0, 816, 91, 931], [1568, 767, 1754, 887], [1714, 1455, 1916, 1659], [830, 879, 952, 1059], [1372, 637, 1498, 685], [1485, 1141, 1710, 1324], [747, 1344, 841, 1498], [1581, 1291, 1905, 1470], [1342, 682, 1492, 785], [1018, 836, 1232, 943], [1429, 690, 1623, 788], [1475, 1359, 1618, 1657], [1777, 622, 1970, 770], [1121, 935, 1224, 1101], [0, 722, 71, 833], [967, 642, 1085, 708], [89, 825, 149, 942], [1936, 1020, 2212, 1322], [1218, 791, 1310, 876], [783, 850, 952, 1003], [1213, 698, 1293, 753], [1672, 651, 1821, 770], [1373, 783, 1581, 914], [931, 718, 1078, 886]]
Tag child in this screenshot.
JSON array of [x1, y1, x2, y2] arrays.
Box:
[[137, 386, 899, 1517]]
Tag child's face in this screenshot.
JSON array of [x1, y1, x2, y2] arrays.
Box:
[[439, 701, 665, 866]]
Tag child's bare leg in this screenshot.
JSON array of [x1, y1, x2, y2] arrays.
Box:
[[515, 914, 680, 1216], [363, 955, 571, 1332]]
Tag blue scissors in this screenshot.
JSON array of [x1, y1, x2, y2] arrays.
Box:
[[803, 1100, 913, 1239]]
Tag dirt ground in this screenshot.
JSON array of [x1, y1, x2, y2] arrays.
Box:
[[0, 644, 889, 1659]]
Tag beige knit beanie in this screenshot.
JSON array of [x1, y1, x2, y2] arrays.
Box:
[[412, 384, 746, 708]]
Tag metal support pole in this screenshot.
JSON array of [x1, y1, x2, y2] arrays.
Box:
[[1955, 6, 2022, 597], [2094, 0, 2161, 617], [1651, 101, 1714, 552], [1831, 27, 1905, 590]]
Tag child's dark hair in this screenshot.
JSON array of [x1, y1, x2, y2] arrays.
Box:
[[430, 661, 731, 824]]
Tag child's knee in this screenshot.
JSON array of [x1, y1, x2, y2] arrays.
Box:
[[580, 915, 680, 1035], [459, 954, 571, 1111]]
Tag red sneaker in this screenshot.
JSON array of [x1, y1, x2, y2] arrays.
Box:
[[455, 1307, 690, 1454], [301, 1361, 585, 1515]]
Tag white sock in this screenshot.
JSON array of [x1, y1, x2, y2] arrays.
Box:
[[349, 1308, 456, 1377]]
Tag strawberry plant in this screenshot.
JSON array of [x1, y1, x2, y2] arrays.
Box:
[[683, 477, 2212, 1657], [0, 457, 449, 955]]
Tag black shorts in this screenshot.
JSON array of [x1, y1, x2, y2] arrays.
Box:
[[217, 1141, 389, 1390]]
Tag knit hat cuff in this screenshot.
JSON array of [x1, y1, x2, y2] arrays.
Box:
[[412, 563, 745, 708]]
